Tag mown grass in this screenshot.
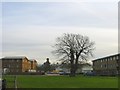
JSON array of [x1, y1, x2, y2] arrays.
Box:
[[3, 75, 118, 88]]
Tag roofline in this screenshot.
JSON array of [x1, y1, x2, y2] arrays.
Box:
[[92, 53, 119, 62], [1, 56, 28, 59]]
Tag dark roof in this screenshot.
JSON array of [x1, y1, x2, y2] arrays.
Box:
[[92, 53, 119, 62], [29, 59, 37, 62]]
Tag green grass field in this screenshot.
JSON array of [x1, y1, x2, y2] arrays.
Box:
[[3, 75, 118, 88]]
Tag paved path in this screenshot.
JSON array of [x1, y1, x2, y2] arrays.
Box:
[[45, 74, 60, 76]]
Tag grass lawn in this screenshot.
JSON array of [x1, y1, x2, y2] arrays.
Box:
[[3, 75, 118, 88]]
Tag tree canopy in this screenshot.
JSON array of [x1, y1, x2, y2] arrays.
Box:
[[53, 33, 95, 76]]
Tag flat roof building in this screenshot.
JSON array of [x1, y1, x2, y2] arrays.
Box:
[[1, 56, 38, 74], [92, 54, 119, 76]]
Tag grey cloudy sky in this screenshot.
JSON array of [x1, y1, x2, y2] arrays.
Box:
[[1, 0, 118, 64]]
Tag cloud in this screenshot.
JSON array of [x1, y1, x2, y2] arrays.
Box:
[[2, 26, 118, 63], [2, 2, 117, 28], [2, 2, 118, 63], [2, 0, 119, 2]]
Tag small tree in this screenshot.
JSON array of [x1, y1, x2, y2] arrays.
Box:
[[52, 33, 95, 77], [38, 58, 51, 72]]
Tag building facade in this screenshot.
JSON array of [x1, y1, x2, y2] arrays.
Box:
[[93, 54, 119, 76], [1, 56, 38, 74], [29, 59, 37, 72]]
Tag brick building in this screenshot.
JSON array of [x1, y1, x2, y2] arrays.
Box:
[[30, 59, 37, 70], [93, 54, 119, 76], [1, 56, 38, 74]]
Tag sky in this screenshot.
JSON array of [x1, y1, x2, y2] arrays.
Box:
[[1, 0, 119, 64]]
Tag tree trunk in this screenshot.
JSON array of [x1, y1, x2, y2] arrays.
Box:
[[70, 56, 79, 77], [70, 64, 76, 77], [69, 48, 76, 77], [75, 58, 78, 74]]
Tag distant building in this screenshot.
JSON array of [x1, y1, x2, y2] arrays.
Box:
[[56, 66, 70, 73], [93, 54, 119, 76], [1, 56, 38, 74], [56, 63, 93, 74], [29, 59, 37, 72], [0, 60, 2, 75], [81, 64, 93, 74]]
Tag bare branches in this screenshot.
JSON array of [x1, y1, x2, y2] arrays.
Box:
[[53, 33, 95, 62], [52, 33, 95, 76]]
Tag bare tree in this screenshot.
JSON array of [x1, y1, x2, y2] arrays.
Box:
[[52, 33, 95, 77]]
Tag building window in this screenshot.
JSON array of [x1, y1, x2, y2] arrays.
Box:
[[104, 64, 107, 68], [9, 65, 11, 68], [116, 56, 118, 60], [113, 57, 115, 60], [111, 65, 113, 68], [17, 60, 19, 62], [106, 59, 108, 61], [110, 57, 113, 60]]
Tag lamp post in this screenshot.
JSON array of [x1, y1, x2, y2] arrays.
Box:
[[14, 75, 17, 90]]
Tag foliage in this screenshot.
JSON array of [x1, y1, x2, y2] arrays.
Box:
[[37, 59, 59, 72]]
